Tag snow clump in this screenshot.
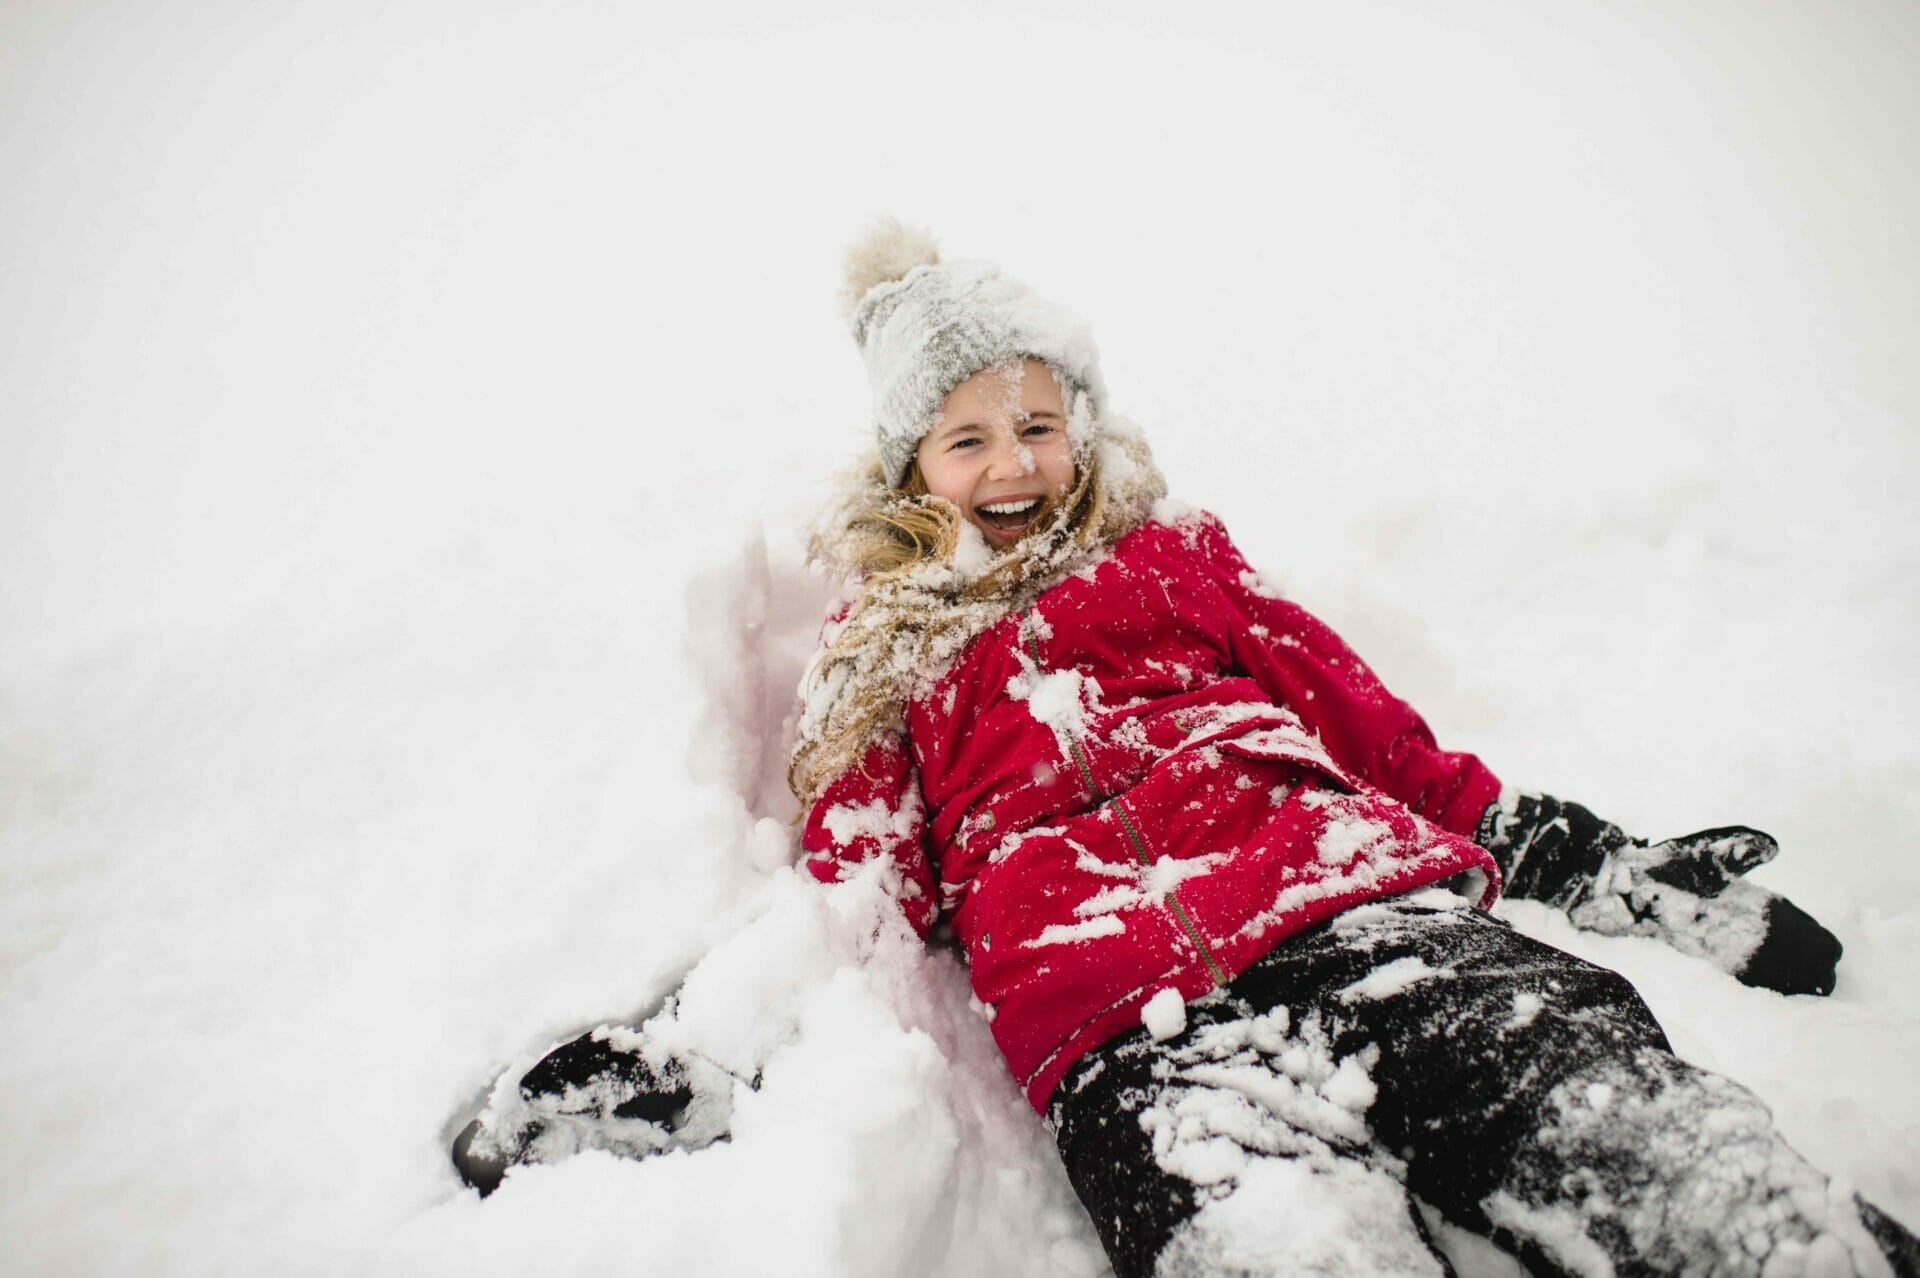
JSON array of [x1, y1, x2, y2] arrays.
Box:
[[1142, 987, 1189, 1041]]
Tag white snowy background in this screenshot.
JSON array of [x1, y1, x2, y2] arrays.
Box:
[[3, 0, 1917, 1273]]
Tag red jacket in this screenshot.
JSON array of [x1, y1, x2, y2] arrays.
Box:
[[802, 510, 1503, 1111]]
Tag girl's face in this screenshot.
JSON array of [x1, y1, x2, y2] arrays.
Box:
[[915, 358, 1077, 549]]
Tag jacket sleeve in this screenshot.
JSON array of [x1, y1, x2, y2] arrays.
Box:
[[1192, 511, 1503, 839], [799, 732, 939, 939]]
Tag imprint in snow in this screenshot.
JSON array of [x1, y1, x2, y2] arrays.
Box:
[[1143, 988, 1188, 1040], [1337, 956, 1452, 1003], [821, 796, 918, 846], [1024, 915, 1126, 948], [1316, 814, 1396, 867]]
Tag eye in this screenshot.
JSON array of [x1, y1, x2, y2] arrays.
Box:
[[1021, 422, 1058, 438], [949, 437, 982, 451]]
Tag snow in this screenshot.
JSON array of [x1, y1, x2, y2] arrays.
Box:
[[1130, 1006, 1415, 1273], [1485, 1050, 1900, 1276], [1012, 666, 1094, 740], [1142, 988, 1188, 1041], [1506, 993, 1546, 1030], [821, 796, 921, 849], [1316, 812, 1397, 867], [1024, 915, 1127, 950], [1338, 956, 1451, 1004], [3, 1, 1919, 1276], [949, 522, 996, 579], [1478, 1193, 1617, 1278], [1238, 568, 1287, 601], [1165, 1154, 1453, 1276]]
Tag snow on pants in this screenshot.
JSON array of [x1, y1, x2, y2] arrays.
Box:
[[1046, 894, 1919, 1278]]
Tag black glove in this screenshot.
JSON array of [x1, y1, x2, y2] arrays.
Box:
[[453, 1026, 731, 1196], [1475, 791, 1842, 996]]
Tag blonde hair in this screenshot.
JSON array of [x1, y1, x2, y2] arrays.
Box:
[[842, 458, 960, 575], [788, 436, 1153, 812]]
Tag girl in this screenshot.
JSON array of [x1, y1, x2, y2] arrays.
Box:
[[454, 223, 1917, 1278]]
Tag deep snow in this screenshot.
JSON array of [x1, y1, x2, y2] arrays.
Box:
[[2, 1, 1917, 1274]]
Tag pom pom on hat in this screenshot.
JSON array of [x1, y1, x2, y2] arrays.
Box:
[[839, 219, 1108, 487], [838, 218, 941, 324]]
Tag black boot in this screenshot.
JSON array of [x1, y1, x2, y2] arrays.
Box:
[[1860, 1199, 1920, 1278], [452, 1026, 726, 1196]]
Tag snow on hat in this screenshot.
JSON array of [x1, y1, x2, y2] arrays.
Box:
[[839, 219, 1108, 488]]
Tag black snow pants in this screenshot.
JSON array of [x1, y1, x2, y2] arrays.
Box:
[[1048, 894, 1920, 1278]]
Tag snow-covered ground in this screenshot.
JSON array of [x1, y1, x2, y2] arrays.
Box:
[[3, 1, 1917, 1273]]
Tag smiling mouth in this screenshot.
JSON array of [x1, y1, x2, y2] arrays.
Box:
[[975, 497, 1044, 536]]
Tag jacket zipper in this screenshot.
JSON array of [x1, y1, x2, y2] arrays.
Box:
[[1110, 797, 1230, 987], [1022, 608, 1230, 988]]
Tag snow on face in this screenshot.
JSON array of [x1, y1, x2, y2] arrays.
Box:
[[915, 360, 1077, 550]]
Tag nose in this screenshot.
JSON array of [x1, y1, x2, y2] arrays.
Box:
[[983, 429, 1034, 480]]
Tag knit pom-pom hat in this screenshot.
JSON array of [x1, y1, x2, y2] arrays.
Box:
[[840, 219, 1109, 488]]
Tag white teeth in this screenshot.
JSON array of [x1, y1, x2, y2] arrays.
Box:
[[979, 499, 1040, 515]]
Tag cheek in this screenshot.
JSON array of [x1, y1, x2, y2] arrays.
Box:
[[916, 451, 974, 507], [1040, 443, 1077, 492]]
